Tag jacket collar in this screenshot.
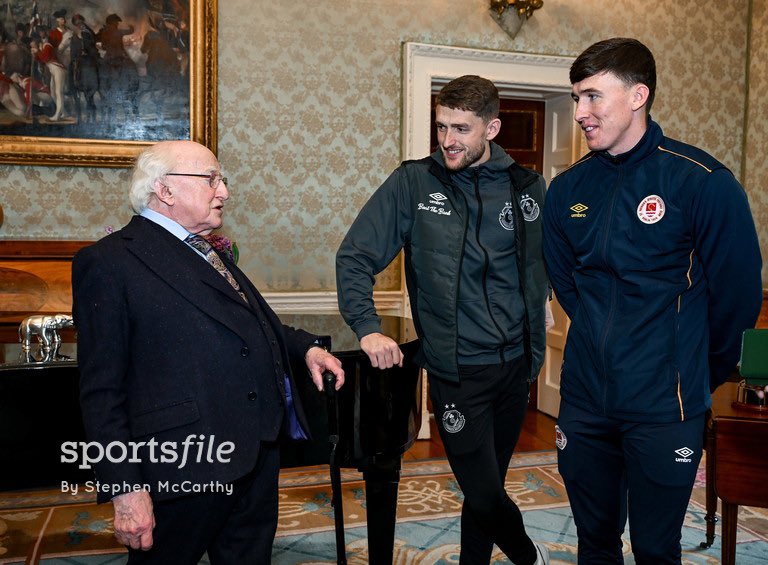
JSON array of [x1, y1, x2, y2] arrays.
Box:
[[120, 216, 253, 340], [427, 150, 539, 193], [595, 117, 664, 167]]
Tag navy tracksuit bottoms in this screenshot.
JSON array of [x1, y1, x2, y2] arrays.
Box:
[[556, 400, 705, 564]]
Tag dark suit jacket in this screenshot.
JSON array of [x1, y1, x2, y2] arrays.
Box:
[[72, 216, 316, 503]]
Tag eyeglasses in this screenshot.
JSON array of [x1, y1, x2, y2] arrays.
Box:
[[165, 171, 228, 189]]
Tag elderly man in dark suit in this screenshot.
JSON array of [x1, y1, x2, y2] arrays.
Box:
[[72, 140, 344, 564]]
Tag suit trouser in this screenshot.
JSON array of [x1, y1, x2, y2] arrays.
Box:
[[127, 441, 280, 565], [556, 400, 705, 564], [430, 355, 537, 565]]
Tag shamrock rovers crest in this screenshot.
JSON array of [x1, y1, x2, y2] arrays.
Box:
[[519, 194, 540, 222], [499, 202, 515, 231], [442, 404, 465, 433]]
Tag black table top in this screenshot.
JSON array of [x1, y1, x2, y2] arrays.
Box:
[[0, 314, 416, 370]]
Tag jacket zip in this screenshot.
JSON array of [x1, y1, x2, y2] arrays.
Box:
[[598, 165, 623, 412], [471, 169, 509, 365], [451, 183, 470, 374]]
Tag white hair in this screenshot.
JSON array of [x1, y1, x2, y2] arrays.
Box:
[[129, 143, 178, 213]]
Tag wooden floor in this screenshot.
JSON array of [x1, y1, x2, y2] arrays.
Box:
[[403, 406, 558, 461]]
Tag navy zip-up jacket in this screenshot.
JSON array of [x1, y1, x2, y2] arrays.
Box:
[[543, 119, 762, 423]]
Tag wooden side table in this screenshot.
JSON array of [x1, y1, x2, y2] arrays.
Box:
[[703, 382, 768, 564]]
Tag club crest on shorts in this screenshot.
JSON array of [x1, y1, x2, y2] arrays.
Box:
[[519, 194, 540, 222], [555, 425, 567, 450], [442, 403, 465, 433], [637, 194, 665, 224]]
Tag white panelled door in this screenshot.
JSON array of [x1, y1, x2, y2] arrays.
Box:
[[537, 92, 580, 418]]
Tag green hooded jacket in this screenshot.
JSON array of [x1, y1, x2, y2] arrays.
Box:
[[336, 144, 548, 382]]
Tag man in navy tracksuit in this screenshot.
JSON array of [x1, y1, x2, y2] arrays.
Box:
[[543, 38, 763, 563]]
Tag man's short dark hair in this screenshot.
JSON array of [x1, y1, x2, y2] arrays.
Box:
[[570, 38, 657, 113], [435, 75, 500, 123]]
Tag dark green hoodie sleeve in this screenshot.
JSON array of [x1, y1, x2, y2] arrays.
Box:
[[336, 166, 415, 340]]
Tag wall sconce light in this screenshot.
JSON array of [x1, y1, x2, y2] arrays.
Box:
[[489, 0, 544, 40]]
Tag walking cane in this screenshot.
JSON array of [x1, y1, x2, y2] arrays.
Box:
[[323, 371, 347, 565]]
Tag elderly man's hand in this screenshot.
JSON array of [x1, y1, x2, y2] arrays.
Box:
[[305, 346, 345, 391], [360, 332, 403, 369], [112, 490, 155, 550]]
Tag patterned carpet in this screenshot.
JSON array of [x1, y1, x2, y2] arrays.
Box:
[[1, 452, 766, 564]]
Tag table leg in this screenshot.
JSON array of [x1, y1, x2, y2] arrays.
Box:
[[701, 420, 717, 548], [363, 463, 401, 565], [721, 502, 738, 565]]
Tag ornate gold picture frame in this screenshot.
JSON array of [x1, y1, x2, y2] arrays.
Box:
[[0, 0, 217, 167]]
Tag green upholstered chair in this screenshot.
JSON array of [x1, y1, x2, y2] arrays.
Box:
[[740, 329, 768, 387]]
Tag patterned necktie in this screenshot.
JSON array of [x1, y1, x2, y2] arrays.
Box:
[[185, 234, 249, 304]]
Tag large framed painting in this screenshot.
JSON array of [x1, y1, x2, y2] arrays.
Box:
[[0, 0, 217, 167]]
